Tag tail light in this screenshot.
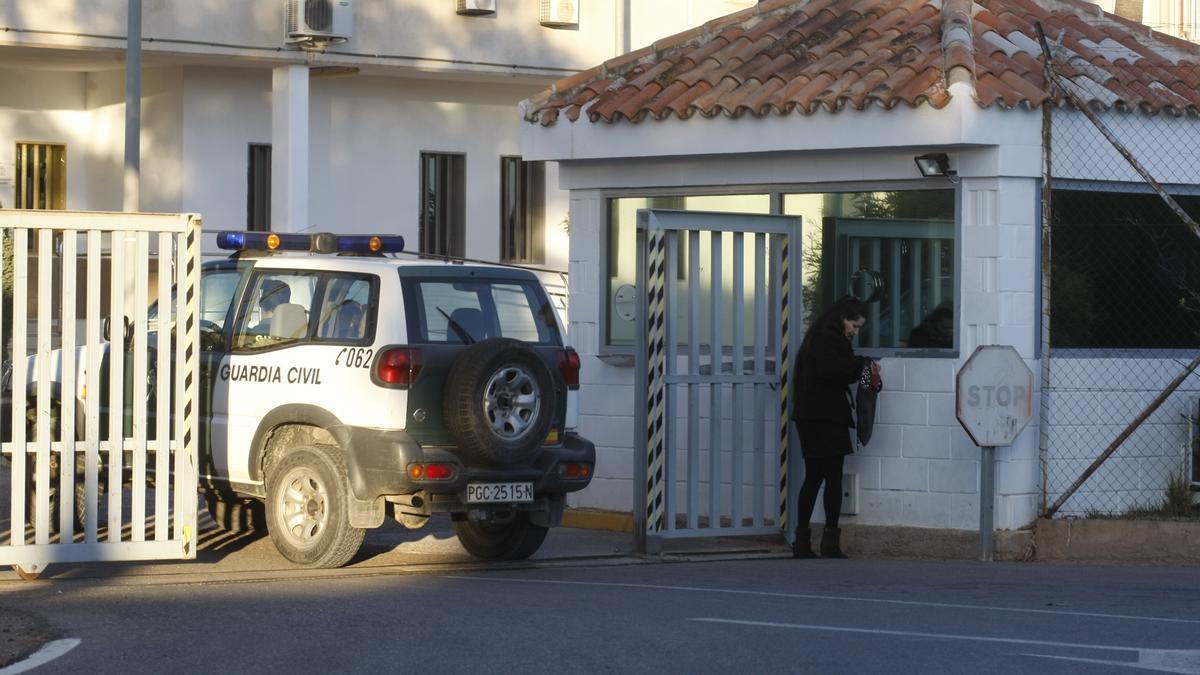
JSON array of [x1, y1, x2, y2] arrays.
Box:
[[374, 347, 422, 388], [408, 462, 455, 481], [557, 462, 592, 479], [557, 348, 580, 390]]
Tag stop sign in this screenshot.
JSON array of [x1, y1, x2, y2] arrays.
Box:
[[955, 345, 1034, 447]]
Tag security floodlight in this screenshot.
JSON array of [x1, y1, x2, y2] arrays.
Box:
[[914, 153, 956, 179]]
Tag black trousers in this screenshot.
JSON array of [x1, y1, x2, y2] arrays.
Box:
[[796, 455, 845, 529]]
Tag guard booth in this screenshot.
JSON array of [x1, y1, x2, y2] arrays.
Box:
[[1, 211, 201, 579], [634, 210, 801, 553]]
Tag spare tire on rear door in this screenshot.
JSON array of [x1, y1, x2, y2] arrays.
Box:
[[443, 338, 556, 465]]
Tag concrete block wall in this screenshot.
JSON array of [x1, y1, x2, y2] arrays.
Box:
[[1043, 355, 1200, 516]]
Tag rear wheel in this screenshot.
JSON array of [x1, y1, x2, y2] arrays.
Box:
[[265, 444, 364, 568], [22, 404, 91, 538], [454, 512, 548, 561]]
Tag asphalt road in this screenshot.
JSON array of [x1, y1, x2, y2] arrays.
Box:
[[2, 554, 1198, 673]]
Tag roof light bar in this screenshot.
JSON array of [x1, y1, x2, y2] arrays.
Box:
[[216, 232, 405, 255], [216, 231, 310, 252], [339, 235, 404, 254]]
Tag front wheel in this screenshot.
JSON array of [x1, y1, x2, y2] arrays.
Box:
[[454, 512, 548, 561], [265, 444, 364, 569]]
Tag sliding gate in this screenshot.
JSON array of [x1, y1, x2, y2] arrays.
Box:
[[1, 211, 201, 578], [634, 209, 801, 552]]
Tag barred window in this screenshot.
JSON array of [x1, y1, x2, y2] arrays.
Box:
[[419, 152, 466, 257], [500, 156, 545, 264], [1050, 189, 1200, 349], [247, 143, 271, 232], [15, 142, 66, 210]]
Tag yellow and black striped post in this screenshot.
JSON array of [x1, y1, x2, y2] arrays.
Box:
[[777, 235, 792, 536], [644, 229, 669, 534]]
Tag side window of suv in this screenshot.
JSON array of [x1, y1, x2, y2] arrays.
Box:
[[315, 274, 376, 343], [233, 272, 318, 351]]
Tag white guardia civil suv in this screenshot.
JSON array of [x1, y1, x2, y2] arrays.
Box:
[[3, 231, 595, 568]]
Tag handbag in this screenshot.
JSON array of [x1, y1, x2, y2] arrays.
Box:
[[855, 359, 882, 446]]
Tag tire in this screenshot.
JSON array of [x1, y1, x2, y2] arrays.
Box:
[[26, 463, 105, 539], [21, 401, 89, 537], [264, 444, 364, 568], [24, 473, 62, 537], [453, 512, 549, 561], [204, 492, 266, 533], [443, 338, 556, 465]]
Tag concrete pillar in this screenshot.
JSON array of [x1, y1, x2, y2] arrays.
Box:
[[271, 65, 309, 233]]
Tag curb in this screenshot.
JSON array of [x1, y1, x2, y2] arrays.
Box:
[[561, 508, 634, 533], [1032, 517, 1200, 564]]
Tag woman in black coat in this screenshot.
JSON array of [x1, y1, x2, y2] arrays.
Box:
[[791, 295, 876, 559]]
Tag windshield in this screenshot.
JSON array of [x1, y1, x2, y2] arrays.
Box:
[[146, 266, 242, 332]]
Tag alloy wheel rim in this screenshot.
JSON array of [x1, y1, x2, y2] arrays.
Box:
[[278, 467, 329, 547], [483, 364, 541, 439]]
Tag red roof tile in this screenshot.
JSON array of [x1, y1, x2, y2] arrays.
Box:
[[524, 0, 1200, 126]]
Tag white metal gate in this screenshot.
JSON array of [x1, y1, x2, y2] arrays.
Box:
[[1, 211, 201, 577], [634, 209, 801, 552]]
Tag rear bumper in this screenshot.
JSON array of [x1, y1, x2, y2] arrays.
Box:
[[330, 424, 596, 505]]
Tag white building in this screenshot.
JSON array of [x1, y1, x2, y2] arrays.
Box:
[[0, 0, 755, 270], [522, 0, 1200, 534]]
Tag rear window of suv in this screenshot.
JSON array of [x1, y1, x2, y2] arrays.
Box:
[[401, 277, 561, 346]]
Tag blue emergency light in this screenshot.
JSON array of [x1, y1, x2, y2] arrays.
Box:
[[216, 231, 405, 255]]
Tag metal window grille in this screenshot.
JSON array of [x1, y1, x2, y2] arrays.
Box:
[[500, 157, 545, 264], [14, 142, 66, 211], [246, 144, 271, 232], [419, 152, 466, 257]]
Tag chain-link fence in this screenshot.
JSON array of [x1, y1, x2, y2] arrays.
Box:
[[1042, 59, 1200, 519]]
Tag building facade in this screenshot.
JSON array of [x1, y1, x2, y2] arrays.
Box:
[[0, 0, 755, 266]]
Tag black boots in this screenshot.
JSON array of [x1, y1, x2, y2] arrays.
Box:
[[792, 527, 815, 558], [795, 525, 849, 559], [820, 526, 848, 559]]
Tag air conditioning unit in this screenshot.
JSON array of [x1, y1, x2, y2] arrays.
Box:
[[539, 0, 580, 27], [285, 0, 353, 45], [457, 0, 496, 15]]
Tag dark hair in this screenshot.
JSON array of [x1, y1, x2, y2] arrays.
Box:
[[259, 279, 291, 313], [800, 295, 867, 356]]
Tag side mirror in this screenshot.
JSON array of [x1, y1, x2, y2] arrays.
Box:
[[103, 315, 134, 350]]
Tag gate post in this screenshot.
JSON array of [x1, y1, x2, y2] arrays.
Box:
[[634, 211, 667, 554]]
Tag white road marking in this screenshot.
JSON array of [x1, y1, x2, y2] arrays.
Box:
[[692, 619, 1200, 674], [442, 575, 1200, 625], [0, 639, 81, 675], [1025, 652, 1200, 674]]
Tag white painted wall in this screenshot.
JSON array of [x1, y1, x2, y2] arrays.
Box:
[[628, 0, 756, 50], [1052, 109, 1200, 185], [174, 67, 270, 231], [0, 0, 623, 75], [0, 66, 185, 213], [0, 58, 570, 269], [307, 75, 546, 259], [0, 69, 89, 209]]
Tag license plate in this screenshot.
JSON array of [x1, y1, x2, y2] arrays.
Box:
[[466, 482, 534, 504]]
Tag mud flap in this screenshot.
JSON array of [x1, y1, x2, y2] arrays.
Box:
[[528, 494, 565, 528], [348, 495, 385, 528]]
